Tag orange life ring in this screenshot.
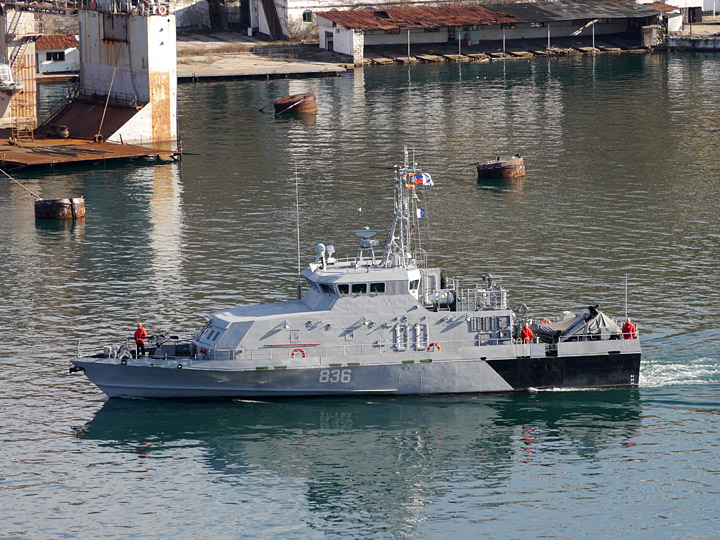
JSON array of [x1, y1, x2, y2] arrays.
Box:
[[291, 348, 306, 358], [158, 5, 168, 15], [427, 342, 441, 352], [89, 0, 97, 9], [540, 318, 551, 324]]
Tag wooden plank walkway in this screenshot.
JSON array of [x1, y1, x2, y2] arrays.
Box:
[[0, 137, 176, 170]]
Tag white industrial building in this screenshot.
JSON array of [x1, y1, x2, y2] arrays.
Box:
[[315, 1, 662, 64]]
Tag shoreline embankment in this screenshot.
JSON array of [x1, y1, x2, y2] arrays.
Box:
[[175, 23, 720, 83]]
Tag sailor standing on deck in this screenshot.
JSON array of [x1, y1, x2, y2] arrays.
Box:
[[622, 318, 637, 339], [134, 323, 147, 357], [520, 323, 533, 344]]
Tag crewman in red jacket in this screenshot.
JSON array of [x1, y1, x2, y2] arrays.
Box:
[[622, 318, 637, 339], [134, 322, 148, 357], [520, 323, 533, 344]]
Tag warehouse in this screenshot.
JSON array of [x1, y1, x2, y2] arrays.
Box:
[[316, 1, 661, 64]]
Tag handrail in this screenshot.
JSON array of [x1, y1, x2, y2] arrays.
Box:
[[76, 329, 640, 363]]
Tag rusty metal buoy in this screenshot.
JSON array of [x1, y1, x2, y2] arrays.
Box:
[[34, 197, 86, 220]]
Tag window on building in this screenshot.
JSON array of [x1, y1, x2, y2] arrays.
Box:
[[302, 10, 312, 23], [46, 51, 65, 62]]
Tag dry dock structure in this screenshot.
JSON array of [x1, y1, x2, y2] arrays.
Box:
[[0, 0, 178, 169]]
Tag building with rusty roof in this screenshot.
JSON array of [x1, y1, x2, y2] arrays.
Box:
[[35, 34, 79, 75], [315, 1, 663, 64]]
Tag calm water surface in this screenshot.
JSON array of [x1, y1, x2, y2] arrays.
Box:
[[2, 52, 720, 539]]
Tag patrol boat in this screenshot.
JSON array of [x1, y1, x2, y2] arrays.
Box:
[[70, 150, 641, 398]]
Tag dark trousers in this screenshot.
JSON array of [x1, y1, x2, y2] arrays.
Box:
[[136, 342, 145, 357]]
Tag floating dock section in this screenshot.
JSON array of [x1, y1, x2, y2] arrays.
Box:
[[0, 137, 173, 170]]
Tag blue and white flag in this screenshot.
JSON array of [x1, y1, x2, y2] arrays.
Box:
[[417, 208, 426, 218], [411, 172, 434, 187]]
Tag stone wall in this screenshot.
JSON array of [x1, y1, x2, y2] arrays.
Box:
[[40, 14, 79, 35], [667, 35, 720, 48]]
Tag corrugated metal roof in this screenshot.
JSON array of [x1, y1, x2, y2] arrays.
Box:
[[315, 6, 519, 30], [35, 35, 79, 51], [316, 1, 659, 30], [492, 1, 661, 22]]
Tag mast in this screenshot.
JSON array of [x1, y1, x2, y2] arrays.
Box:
[[383, 147, 416, 269]]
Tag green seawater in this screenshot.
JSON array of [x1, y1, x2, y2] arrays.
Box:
[[2, 52, 719, 539]]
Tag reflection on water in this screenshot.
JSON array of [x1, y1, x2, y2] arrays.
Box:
[[1, 53, 719, 540], [77, 391, 641, 536]]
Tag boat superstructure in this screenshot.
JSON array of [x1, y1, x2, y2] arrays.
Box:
[[70, 149, 640, 398]]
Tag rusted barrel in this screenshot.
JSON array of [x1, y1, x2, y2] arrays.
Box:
[[476, 155, 525, 179], [34, 197, 86, 220], [274, 93, 317, 114]]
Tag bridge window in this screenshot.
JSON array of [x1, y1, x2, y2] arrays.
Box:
[[338, 284, 349, 295], [409, 279, 420, 291], [370, 282, 385, 293], [319, 283, 335, 295], [352, 283, 367, 294], [304, 277, 319, 292]]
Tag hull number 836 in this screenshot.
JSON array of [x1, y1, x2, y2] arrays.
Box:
[[319, 369, 351, 384]]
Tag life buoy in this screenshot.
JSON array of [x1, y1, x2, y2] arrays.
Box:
[[427, 343, 441, 352], [158, 5, 168, 15], [540, 318, 551, 324], [291, 348, 306, 358], [89, 0, 97, 9]]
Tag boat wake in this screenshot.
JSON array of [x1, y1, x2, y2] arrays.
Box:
[[638, 328, 720, 387], [640, 356, 720, 387]]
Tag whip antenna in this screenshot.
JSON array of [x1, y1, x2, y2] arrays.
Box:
[[625, 273, 628, 318], [295, 159, 302, 299]]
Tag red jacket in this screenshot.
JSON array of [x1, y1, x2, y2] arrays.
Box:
[[134, 327, 147, 345], [520, 327, 533, 344], [622, 321, 637, 339]]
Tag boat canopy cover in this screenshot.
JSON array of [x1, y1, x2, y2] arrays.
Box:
[[532, 308, 621, 343]]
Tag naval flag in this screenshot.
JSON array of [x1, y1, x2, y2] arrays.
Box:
[[411, 172, 434, 187]]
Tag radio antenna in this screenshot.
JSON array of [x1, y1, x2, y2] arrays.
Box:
[[295, 159, 302, 299], [624, 273, 628, 318]]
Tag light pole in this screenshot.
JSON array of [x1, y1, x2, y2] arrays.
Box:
[[547, 23, 551, 50]]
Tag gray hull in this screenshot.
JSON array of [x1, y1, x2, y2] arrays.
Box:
[[73, 352, 640, 399]]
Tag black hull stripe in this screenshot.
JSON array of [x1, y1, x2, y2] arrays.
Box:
[[487, 353, 641, 390]]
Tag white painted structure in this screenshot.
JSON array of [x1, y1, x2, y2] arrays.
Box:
[[245, 0, 440, 39], [79, 0, 177, 146], [36, 36, 80, 74]]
